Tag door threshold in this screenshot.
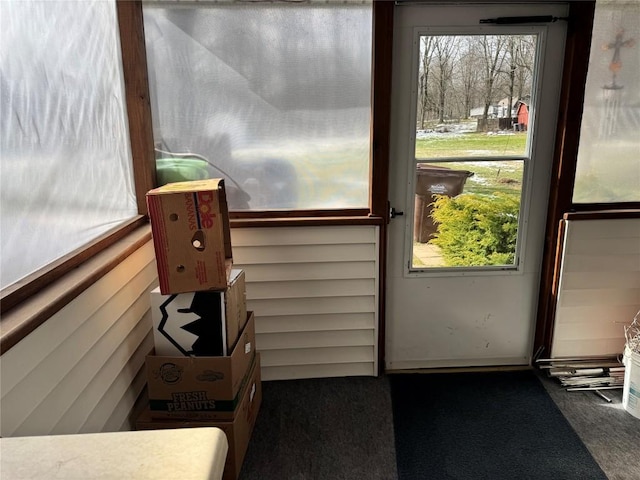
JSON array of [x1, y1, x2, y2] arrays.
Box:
[[387, 365, 533, 375]]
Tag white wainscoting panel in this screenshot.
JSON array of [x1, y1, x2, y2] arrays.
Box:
[[551, 218, 640, 357], [1, 225, 380, 437], [231, 226, 380, 380], [0, 240, 157, 437]]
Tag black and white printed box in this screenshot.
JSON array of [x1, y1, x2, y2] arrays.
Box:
[[150, 269, 247, 357]]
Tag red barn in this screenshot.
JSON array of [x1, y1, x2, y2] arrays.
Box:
[[515, 101, 529, 131]]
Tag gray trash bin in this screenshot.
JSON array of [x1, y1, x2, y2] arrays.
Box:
[[414, 164, 474, 243]]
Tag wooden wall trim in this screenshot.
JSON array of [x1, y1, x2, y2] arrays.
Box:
[[0, 217, 146, 316], [230, 209, 370, 220], [0, 226, 152, 354], [569, 204, 640, 214], [533, 0, 596, 361], [370, 0, 394, 222], [231, 216, 384, 228], [371, 0, 394, 374], [563, 210, 640, 221]]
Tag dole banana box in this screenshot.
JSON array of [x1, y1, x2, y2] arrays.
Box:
[[146, 178, 232, 294]]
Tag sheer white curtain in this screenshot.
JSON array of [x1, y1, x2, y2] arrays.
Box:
[[573, 0, 640, 203], [0, 1, 137, 289]]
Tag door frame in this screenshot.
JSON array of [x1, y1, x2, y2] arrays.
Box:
[[369, 1, 597, 373], [400, 22, 550, 280]]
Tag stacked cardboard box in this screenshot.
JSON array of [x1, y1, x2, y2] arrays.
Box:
[[139, 179, 261, 480], [146, 178, 233, 295], [137, 355, 262, 480], [149, 269, 247, 357]]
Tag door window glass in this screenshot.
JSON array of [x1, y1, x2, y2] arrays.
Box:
[[410, 34, 537, 270]]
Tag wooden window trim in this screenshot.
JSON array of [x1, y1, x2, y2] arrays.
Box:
[[231, 215, 384, 228], [569, 202, 640, 213], [0, 225, 152, 354], [0, 216, 146, 317], [563, 210, 640, 221], [118, 0, 157, 214], [230, 208, 370, 220], [371, 0, 393, 375], [534, 0, 640, 361], [370, 1, 393, 222], [533, 0, 596, 360]]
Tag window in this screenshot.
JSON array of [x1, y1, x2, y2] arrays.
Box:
[[409, 33, 539, 270], [573, 0, 639, 204], [142, 1, 373, 211], [0, 0, 138, 290]]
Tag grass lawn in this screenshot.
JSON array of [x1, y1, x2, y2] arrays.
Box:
[[414, 132, 528, 198], [445, 160, 524, 197], [415, 132, 527, 158], [411, 131, 533, 268]]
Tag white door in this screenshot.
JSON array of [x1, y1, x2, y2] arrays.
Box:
[[386, 3, 568, 370]]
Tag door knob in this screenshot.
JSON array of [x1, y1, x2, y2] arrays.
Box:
[[390, 207, 404, 219]]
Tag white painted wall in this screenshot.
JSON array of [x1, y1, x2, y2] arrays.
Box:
[[551, 218, 640, 357]]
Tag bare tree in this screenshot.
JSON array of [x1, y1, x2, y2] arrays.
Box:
[[479, 35, 508, 121], [507, 37, 516, 123], [433, 36, 458, 123], [513, 35, 536, 100], [456, 37, 481, 119], [415, 34, 535, 129], [418, 36, 435, 129]]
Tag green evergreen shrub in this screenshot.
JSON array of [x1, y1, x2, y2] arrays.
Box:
[[430, 192, 520, 266]]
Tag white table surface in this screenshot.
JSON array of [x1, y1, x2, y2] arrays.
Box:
[[0, 427, 228, 480]]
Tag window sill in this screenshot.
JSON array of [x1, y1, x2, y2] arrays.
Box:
[[0, 225, 152, 354], [230, 215, 385, 228], [563, 209, 640, 221]]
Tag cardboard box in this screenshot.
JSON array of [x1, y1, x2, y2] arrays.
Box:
[[150, 269, 247, 357], [146, 312, 255, 420], [147, 178, 233, 294], [137, 355, 262, 480]]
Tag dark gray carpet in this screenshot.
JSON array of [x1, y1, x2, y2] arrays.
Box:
[[390, 371, 608, 480], [239, 376, 398, 480], [538, 372, 640, 480], [238, 371, 638, 480]]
